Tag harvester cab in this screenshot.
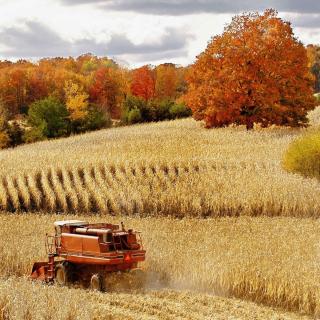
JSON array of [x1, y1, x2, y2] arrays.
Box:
[[31, 220, 146, 291]]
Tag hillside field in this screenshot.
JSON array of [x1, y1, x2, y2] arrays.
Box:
[[1, 113, 320, 319], [1, 114, 320, 217]]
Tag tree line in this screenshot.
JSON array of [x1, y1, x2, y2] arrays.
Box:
[[0, 56, 190, 148], [0, 9, 319, 148]]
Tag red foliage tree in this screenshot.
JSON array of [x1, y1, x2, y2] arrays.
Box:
[[26, 68, 49, 106], [130, 65, 155, 101], [89, 67, 122, 118], [185, 9, 316, 129]]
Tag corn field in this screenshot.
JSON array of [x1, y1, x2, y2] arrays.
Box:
[[0, 118, 320, 217], [1, 116, 320, 319], [0, 277, 309, 320], [0, 214, 317, 319]]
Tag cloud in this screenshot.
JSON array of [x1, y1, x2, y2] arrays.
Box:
[[0, 21, 193, 62], [60, 0, 320, 15], [107, 28, 192, 56], [0, 21, 68, 57], [290, 14, 320, 29]]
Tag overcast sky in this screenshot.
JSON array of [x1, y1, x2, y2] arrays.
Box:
[[0, 0, 319, 68]]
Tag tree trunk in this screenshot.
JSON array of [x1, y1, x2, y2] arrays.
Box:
[[246, 118, 254, 130]]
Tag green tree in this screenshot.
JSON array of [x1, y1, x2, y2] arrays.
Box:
[[23, 126, 46, 143], [122, 96, 150, 123], [169, 102, 192, 119], [149, 99, 173, 121], [127, 107, 142, 124], [81, 104, 111, 132], [27, 97, 69, 138]]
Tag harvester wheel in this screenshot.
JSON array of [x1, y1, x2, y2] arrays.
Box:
[[55, 263, 72, 286], [90, 274, 104, 292]]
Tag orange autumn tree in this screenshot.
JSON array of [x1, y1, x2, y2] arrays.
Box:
[[155, 63, 178, 100], [185, 9, 316, 129], [89, 67, 123, 118], [130, 65, 155, 101], [0, 64, 29, 116]]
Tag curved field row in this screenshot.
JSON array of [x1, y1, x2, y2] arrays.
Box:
[[0, 118, 320, 218], [1, 159, 320, 217], [0, 162, 201, 214]]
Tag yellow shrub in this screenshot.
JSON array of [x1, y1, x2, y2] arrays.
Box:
[[283, 130, 320, 179]]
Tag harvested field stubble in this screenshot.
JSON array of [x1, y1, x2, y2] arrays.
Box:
[[1, 214, 320, 317], [0, 277, 310, 320], [0, 118, 319, 217]]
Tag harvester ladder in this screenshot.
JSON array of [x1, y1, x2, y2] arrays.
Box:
[[47, 254, 55, 281], [45, 234, 57, 255], [45, 235, 57, 282]]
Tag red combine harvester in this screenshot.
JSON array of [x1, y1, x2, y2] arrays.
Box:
[[31, 220, 146, 291]]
